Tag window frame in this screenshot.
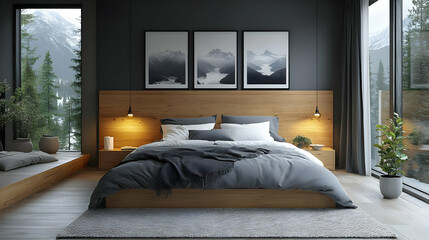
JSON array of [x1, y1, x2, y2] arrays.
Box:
[[14, 5, 82, 152]]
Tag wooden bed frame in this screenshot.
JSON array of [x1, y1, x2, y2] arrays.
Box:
[[99, 90, 335, 208], [106, 189, 336, 208]]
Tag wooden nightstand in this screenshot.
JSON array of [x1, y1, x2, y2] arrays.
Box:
[[305, 147, 335, 171], [99, 148, 133, 170]]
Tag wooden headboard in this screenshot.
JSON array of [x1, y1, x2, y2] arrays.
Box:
[[99, 90, 333, 148]]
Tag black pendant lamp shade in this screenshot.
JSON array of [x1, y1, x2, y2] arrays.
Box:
[[127, 104, 133, 118]]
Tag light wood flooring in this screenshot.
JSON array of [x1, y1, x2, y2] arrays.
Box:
[[0, 168, 428, 240]]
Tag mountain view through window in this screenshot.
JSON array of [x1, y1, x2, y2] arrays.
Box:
[[369, 0, 429, 195], [19, 8, 81, 151]]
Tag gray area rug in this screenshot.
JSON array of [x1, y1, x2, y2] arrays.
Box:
[[57, 208, 396, 239]]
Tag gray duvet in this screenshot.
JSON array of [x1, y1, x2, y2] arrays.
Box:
[[89, 140, 356, 208]]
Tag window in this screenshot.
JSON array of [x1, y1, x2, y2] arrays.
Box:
[[17, 8, 81, 151], [368, 0, 429, 198], [369, 0, 390, 170], [402, 0, 429, 194]]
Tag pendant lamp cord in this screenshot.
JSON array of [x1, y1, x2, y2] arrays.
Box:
[[316, 0, 319, 108], [129, 0, 132, 108]]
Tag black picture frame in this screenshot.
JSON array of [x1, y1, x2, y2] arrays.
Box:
[[193, 31, 238, 90], [242, 31, 290, 90], [144, 31, 190, 89]]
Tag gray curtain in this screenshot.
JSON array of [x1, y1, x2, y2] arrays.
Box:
[[339, 0, 368, 175]]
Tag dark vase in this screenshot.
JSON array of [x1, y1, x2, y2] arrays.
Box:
[[7, 138, 33, 152], [39, 135, 60, 154]]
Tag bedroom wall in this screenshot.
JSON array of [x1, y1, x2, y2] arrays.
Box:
[[97, 0, 345, 166]]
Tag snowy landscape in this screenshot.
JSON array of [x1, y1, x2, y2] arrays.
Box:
[[246, 50, 287, 85], [148, 50, 186, 85], [196, 49, 235, 86], [23, 9, 81, 106]]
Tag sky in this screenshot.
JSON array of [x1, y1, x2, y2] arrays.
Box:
[[194, 32, 236, 57], [369, 0, 414, 34], [25, 8, 81, 27], [244, 32, 288, 55], [145, 32, 188, 55]]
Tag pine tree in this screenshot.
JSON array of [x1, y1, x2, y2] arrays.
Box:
[[38, 51, 60, 129], [60, 100, 73, 150], [17, 10, 40, 139], [404, 0, 429, 87], [69, 22, 82, 150], [376, 60, 387, 90]]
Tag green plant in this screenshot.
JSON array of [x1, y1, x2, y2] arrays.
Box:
[[408, 129, 422, 145], [0, 80, 14, 129], [292, 135, 312, 148], [374, 112, 408, 176], [0, 80, 39, 138]]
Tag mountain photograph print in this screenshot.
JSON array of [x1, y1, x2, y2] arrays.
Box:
[[194, 31, 237, 89], [243, 31, 289, 89], [145, 31, 188, 89]]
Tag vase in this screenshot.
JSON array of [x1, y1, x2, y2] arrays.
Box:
[[379, 175, 402, 199], [39, 135, 60, 154], [7, 138, 33, 152]]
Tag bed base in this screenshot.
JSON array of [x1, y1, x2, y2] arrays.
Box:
[[106, 189, 336, 208]]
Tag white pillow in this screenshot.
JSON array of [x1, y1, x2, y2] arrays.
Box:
[[220, 121, 274, 141], [161, 123, 215, 141]]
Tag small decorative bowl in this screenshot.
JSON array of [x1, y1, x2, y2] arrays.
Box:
[[310, 144, 324, 150]]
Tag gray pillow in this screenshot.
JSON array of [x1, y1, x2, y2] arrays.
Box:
[[161, 115, 217, 125], [189, 129, 234, 141], [221, 115, 286, 142], [0, 151, 58, 171]]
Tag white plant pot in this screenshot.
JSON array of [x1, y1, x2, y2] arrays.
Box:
[[379, 175, 402, 199]]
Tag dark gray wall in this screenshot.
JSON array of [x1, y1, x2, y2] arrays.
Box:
[[0, 0, 98, 165], [97, 0, 344, 162], [97, 0, 344, 91]]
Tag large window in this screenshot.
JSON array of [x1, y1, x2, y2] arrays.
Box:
[[17, 8, 81, 151], [402, 0, 429, 194], [369, 0, 390, 169], [369, 0, 429, 197]]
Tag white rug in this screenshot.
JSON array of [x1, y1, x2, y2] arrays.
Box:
[[57, 208, 396, 239]]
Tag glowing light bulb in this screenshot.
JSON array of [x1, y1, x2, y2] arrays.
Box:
[[314, 106, 321, 118], [127, 106, 134, 118]]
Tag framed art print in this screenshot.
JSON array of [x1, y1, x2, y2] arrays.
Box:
[[243, 31, 289, 89], [145, 31, 189, 89], [194, 31, 237, 89]]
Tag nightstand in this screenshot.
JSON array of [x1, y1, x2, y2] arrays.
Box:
[[305, 147, 335, 171], [99, 148, 133, 170]]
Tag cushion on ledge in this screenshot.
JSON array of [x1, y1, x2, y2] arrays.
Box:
[[221, 115, 285, 142], [0, 151, 58, 171], [189, 129, 234, 141]]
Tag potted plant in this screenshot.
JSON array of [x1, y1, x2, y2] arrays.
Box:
[[0, 80, 37, 152], [374, 112, 408, 199], [292, 135, 312, 148]]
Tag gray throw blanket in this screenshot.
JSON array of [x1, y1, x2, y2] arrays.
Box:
[[120, 146, 270, 195]]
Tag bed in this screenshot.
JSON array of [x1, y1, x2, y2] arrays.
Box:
[[93, 90, 354, 209], [90, 140, 355, 209]]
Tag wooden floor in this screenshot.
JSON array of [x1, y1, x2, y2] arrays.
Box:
[[0, 168, 428, 240]]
